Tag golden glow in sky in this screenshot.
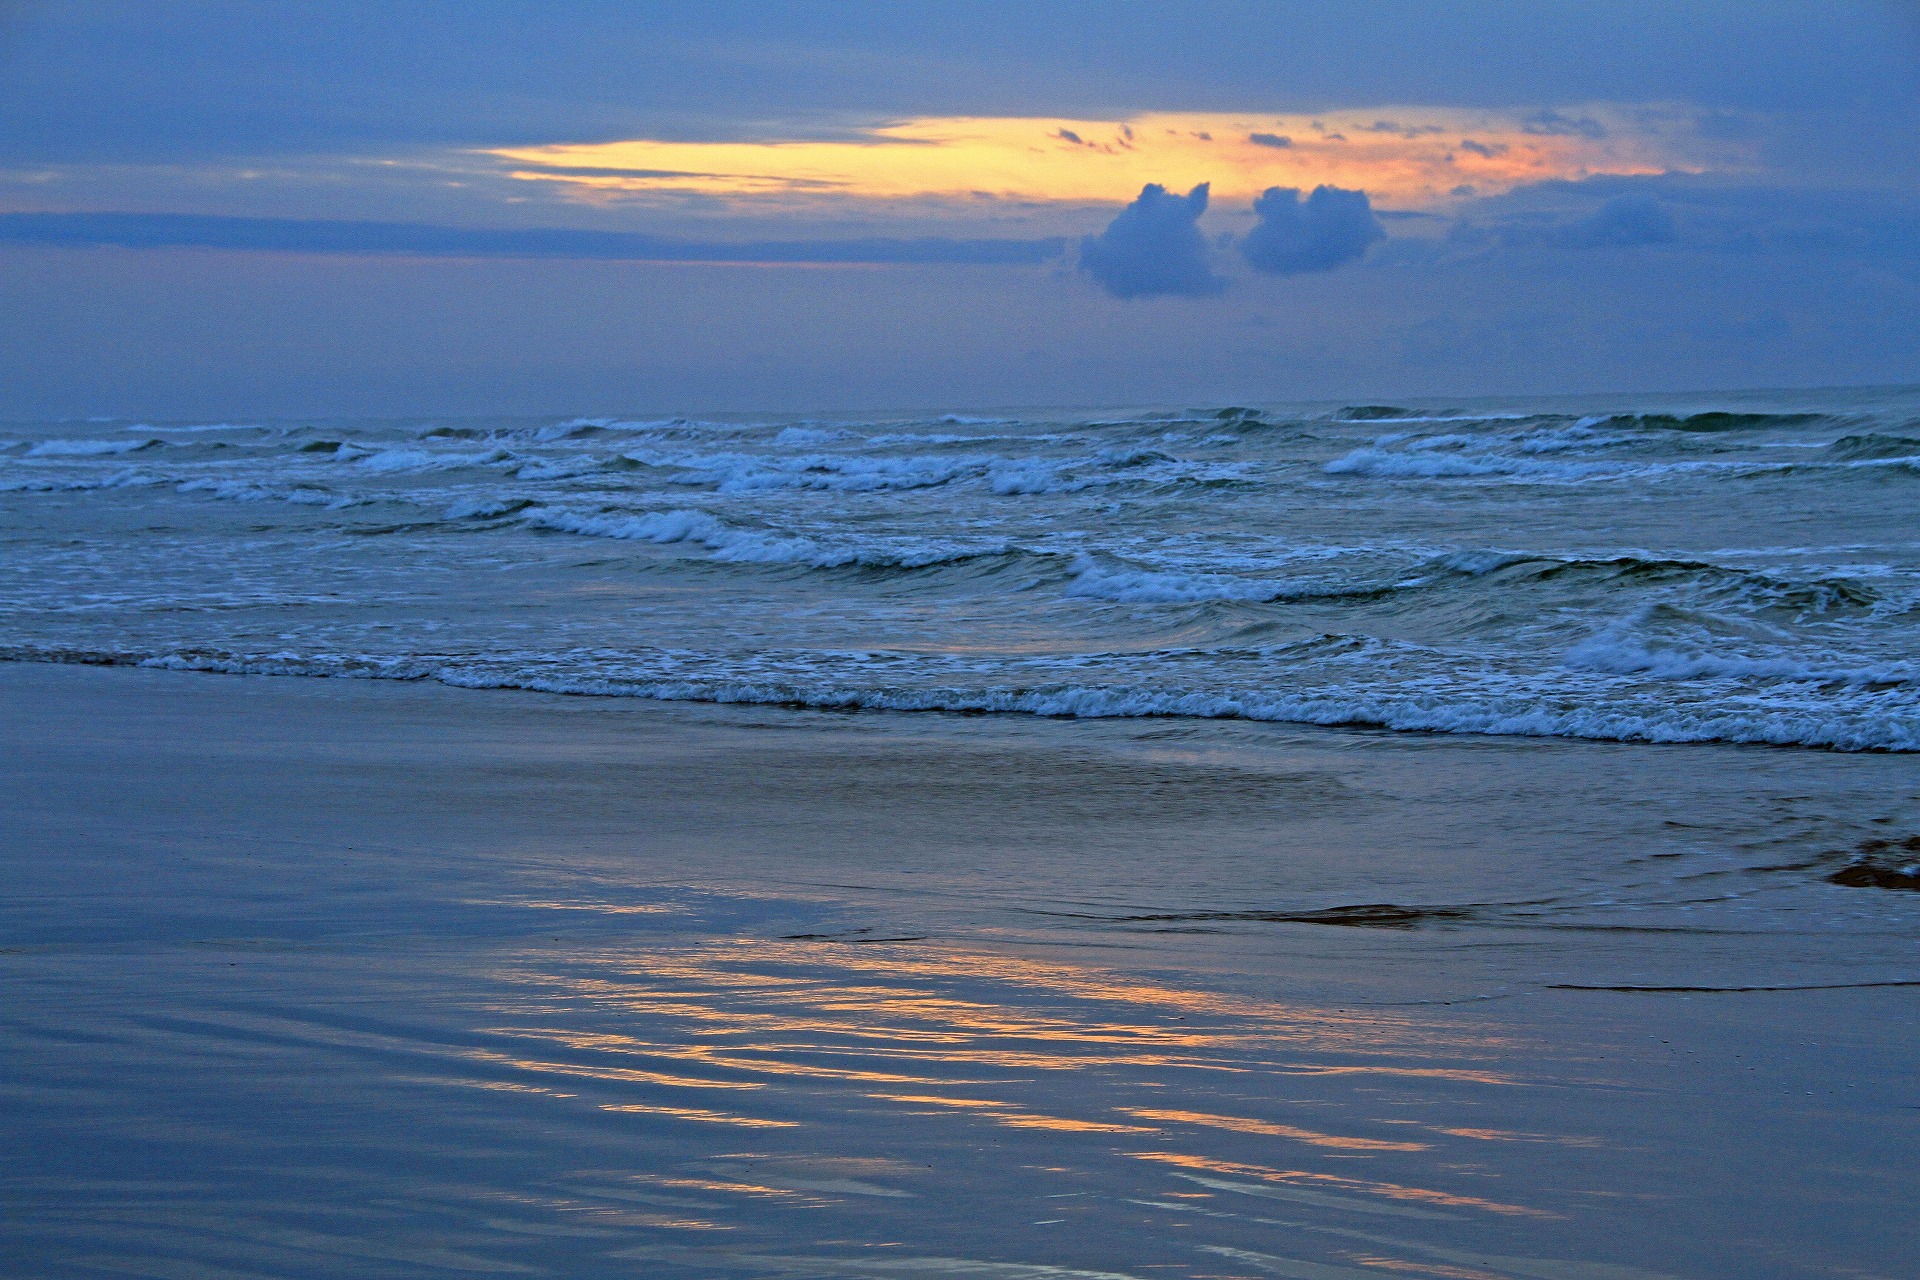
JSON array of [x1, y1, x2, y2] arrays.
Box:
[[488, 106, 1718, 209]]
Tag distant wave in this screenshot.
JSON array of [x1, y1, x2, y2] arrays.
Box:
[[1322, 426, 1632, 481], [523, 506, 1016, 571], [0, 469, 160, 493], [610, 443, 1234, 496], [1062, 555, 1393, 605], [1325, 446, 1611, 480], [1589, 411, 1830, 432], [339, 445, 518, 473], [1436, 551, 1880, 612], [1063, 546, 1885, 613], [28, 452, 1892, 618], [176, 477, 357, 508], [1825, 433, 1920, 462], [25, 437, 161, 456]]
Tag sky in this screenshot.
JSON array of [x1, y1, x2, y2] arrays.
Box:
[[2, 1, 1918, 418]]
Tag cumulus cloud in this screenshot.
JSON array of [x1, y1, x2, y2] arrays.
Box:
[[1078, 182, 1225, 298], [1247, 132, 1292, 148], [1239, 185, 1386, 274]]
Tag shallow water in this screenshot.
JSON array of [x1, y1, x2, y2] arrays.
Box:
[[4, 385, 1918, 750], [4, 666, 1917, 1279]]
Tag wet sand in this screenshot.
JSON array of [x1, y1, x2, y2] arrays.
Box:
[[3, 663, 1916, 1278]]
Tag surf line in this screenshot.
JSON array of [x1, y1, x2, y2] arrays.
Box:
[[1548, 979, 1920, 993]]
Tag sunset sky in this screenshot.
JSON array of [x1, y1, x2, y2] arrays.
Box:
[[3, 2, 1917, 416]]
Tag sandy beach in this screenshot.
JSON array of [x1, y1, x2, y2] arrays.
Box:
[[4, 661, 1914, 1279]]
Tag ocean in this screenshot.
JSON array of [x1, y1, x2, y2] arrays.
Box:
[[5, 384, 1918, 751], [5, 387, 1919, 1278]]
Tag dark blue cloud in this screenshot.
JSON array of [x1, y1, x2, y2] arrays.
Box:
[[1079, 183, 1224, 299], [1521, 109, 1607, 139], [2, 2, 1913, 165], [0, 212, 1067, 265], [1247, 132, 1292, 149], [1454, 175, 1920, 258], [1569, 197, 1676, 247], [1239, 185, 1386, 275]]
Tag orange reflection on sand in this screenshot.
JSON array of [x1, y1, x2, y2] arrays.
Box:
[[1131, 1152, 1552, 1218], [600, 1103, 797, 1128], [492, 938, 1510, 1095], [991, 1113, 1158, 1134], [488, 105, 1726, 210], [458, 1047, 766, 1090], [1122, 1108, 1429, 1151], [475, 932, 1527, 1165], [692, 940, 1443, 1047], [641, 1176, 807, 1200], [462, 899, 674, 915], [525, 973, 1247, 1052], [1345, 1257, 1507, 1280], [652, 1044, 944, 1085], [1284, 1065, 1522, 1086], [869, 1091, 1156, 1134], [1437, 1127, 1604, 1148]]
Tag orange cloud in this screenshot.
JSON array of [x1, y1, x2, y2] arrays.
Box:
[[486, 106, 1727, 210]]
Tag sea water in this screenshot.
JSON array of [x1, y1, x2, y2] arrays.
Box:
[[4, 385, 1917, 751]]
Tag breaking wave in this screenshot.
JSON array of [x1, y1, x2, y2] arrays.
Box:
[[6, 642, 1913, 752]]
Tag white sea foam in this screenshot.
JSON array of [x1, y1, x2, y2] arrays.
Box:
[[1064, 556, 1291, 603], [772, 426, 844, 446], [1403, 433, 1480, 452], [987, 461, 1096, 495], [1564, 632, 1916, 686], [1514, 424, 1630, 454]]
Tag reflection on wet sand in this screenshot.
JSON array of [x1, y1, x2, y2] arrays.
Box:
[[1120, 1109, 1430, 1150], [457, 936, 1584, 1272], [7, 925, 1905, 1279]]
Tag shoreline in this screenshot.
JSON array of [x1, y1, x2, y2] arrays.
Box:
[[5, 644, 1915, 755]]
